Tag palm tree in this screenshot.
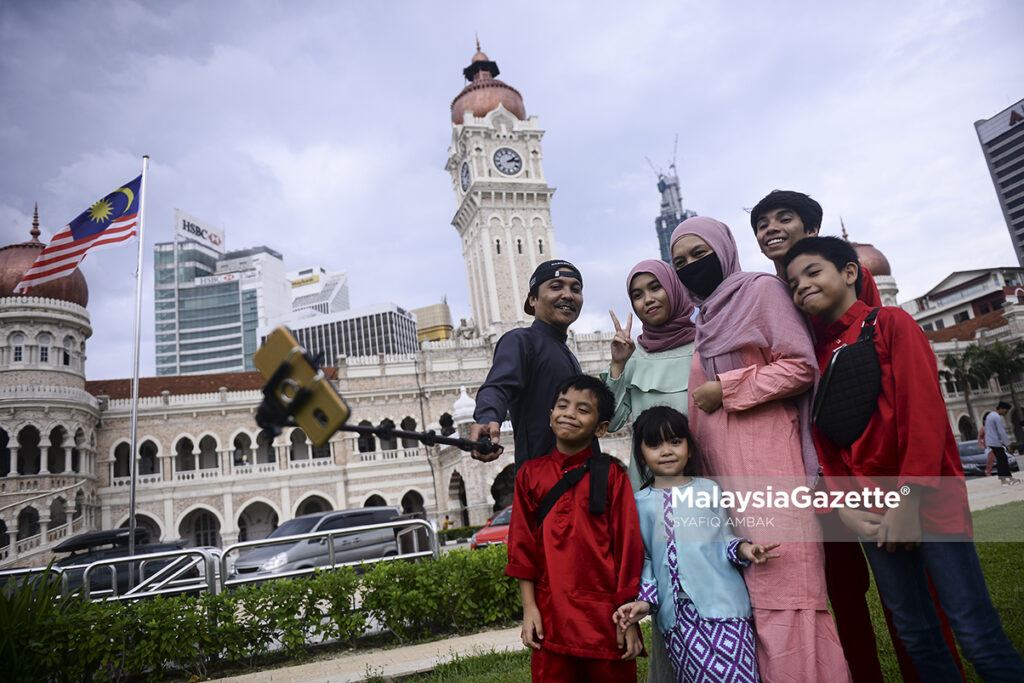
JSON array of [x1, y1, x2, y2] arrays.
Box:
[[977, 339, 1024, 442], [939, 344, 989, 438]]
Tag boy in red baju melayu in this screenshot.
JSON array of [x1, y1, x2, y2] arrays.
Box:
[[506, 374, 644, 682]]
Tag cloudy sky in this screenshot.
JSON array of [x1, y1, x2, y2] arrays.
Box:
[[1, 0, 1021, 380]]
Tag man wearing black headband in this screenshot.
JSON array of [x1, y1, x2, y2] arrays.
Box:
[[471, 260, 585, 469]]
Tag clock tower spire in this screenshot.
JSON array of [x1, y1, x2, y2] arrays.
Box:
[[446, 45, 557, 337]]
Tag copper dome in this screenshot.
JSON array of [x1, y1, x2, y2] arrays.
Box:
[[853, 243, 892, 277], [0, 206, 89, 307], [450, 47, 526, 125]]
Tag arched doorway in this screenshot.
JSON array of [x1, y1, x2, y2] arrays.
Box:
[[491, 464, 515, 512], [179, 509, 221, 547], [448, 471, 469, 527], [50, 497, 67, 529], [47, 427, 66, 473], [237, 502, 279, 542], [296, 495, 332, 517], [357, 421, 375, 452], [139, 440, 159, 475], [401, 490, 425, 515], [119, 514, 162, 542], [290, 429, 309, 461], [958, 415, 978, 442], [17, 426, 40, 475], [198, 436, 218, 470], [175, 437, 195, 472], [114, 442, 131, 478], [364, 494, 387, 507], [17, 507, 40, 539]]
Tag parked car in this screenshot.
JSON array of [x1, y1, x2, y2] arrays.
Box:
[[231, 506, 400, 578], [53, 528, 190, 594], [470, 506, 511, 550], [958, 440, 1020, 477]]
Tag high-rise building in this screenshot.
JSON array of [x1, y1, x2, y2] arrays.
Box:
[[653, 164, 696, 263], [154, 210, 289, 376], [259, 302, 420, 364], [975, 97, 1024, 266], [289, 266, 349, 315], [445, 45, 557, 337]]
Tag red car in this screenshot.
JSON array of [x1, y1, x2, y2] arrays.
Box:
[[470, 506, 511, 549]]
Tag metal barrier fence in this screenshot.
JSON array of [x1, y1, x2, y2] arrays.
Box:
[[0, 518, 439, 601]]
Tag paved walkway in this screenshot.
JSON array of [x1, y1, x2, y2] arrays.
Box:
[[209, 475, 1022, 682]]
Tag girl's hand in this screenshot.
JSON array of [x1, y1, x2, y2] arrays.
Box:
[[619, 623, 643, 660], [838, 507, 883, 540], [613, 600, 650, 631], [740, 541, 781, 564], [521, 604, 544, 650], [608, 310, 635, 378], [693, 381, 724, 413]]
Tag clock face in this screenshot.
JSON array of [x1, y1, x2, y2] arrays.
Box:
[[493, 147, 523, 175], [461, 161, 470, 191]]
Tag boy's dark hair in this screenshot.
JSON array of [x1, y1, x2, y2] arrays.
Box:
[[552, 374, 614, 424], [783, 235, 863, 298], [632, 406, 699, 488], [750, 189, 823, 235]]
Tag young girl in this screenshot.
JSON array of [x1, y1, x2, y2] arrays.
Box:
[[614, 406, 778, 683], [670, 216, 850, 682]]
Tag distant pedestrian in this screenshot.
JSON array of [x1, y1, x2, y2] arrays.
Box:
[[985, 403, 1021, 486]]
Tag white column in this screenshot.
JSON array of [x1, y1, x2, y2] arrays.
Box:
[[39, 439, 50, 474], [479, 223, 501, 328]]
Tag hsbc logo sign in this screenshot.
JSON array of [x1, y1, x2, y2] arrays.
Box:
[[174, 209, 225, 252]]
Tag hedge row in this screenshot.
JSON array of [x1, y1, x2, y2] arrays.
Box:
[[0, 544, 519, 683]]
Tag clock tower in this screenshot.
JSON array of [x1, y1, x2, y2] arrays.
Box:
[[446, 45, 557, 337]]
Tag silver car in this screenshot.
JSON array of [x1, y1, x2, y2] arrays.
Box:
[[232, 506, 400, 577]]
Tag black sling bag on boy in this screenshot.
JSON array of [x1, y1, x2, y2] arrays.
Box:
[[812, 307, 882, 447]]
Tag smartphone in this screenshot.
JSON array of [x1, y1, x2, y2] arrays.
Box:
[[253, 327, 350, 446]]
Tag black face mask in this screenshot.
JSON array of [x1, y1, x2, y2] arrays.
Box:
[[676, 253, 724, 298]]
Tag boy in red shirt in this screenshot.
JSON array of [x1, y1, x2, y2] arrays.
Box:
[[785, 236, 1024, 681], [506, 374, 644, 681]]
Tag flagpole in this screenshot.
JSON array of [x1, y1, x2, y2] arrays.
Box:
[[128, 155, 149, 563]]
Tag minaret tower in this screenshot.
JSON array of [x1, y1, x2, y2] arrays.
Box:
[[446, 43, 557, 337]]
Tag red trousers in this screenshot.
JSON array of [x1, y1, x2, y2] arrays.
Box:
[[530, 648, 637, 682], [822, 512, 965, 682]]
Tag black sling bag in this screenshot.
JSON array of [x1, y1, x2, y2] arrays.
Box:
[[812, 307, 882, 447], [534, 450, 611, 528]]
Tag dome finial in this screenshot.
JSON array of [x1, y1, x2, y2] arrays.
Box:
[[30, 203, 41, 242], [476, 33, 481, 53], [840, 216, 849, 241]]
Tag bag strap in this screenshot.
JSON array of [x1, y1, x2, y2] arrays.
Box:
[[535, 451, 611, 527], [857, 307, 881, 343]]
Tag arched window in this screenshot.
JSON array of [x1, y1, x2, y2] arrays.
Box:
[[516, 239, 523, 254], [538, 239, 544, 255], [357, 420, 376, 453], [63, 338, 72, 366], [47, 427, 65, 473], [139, 440, 158, 475], [439, 413, 455, 437], [233, 433, 253, 465], [37, 333, 51, 363], [175, 437, 195, 472], [113, 442, 131, 478], [17, 507, 40, 540], [17, 426, 40, 475], [11, 334, 24, 363], [400, 417, 417, 448], [50, 497, 67, 529], [256, 430, 276, 463], [495, 239, 501, 255], [401, 490, 425, 515], [364, 494, 387, 507], [198, 436, 218, 469], [290, 429, 309, 460], [0, 429, 9, 477], [379, 419, 397, 451]]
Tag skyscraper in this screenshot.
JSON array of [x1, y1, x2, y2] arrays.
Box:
[[975, 97, 1024, 266], [653, 164, 696, 263], [154, 210, 289, 375]]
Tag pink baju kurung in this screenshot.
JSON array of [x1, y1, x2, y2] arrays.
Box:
[[689, 345, 850, 683]]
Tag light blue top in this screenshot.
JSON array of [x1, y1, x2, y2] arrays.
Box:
[[635, 478, 752, 635], [600, 342, 695, 489], [985, 411, 1010, 448]]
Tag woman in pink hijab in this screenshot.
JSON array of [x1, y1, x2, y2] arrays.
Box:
[[670, 216, 850, 683]]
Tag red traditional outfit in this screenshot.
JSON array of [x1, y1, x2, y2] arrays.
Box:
[[809, 273, 965, 682], [506, 445, 644, 682], [812, 300, 972, 533]]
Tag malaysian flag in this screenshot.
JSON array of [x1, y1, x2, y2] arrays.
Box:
[[14, 175, 142, 293]]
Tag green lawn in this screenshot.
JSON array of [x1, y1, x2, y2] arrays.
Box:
[[402, 501, 1024, 682]]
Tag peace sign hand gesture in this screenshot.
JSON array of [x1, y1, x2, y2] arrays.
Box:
[[609, 310, 635, 379]]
